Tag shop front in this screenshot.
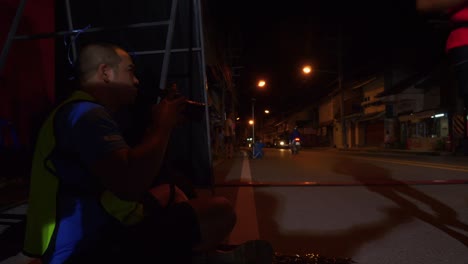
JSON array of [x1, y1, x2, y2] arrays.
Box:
[[398, 110, 449, 151], [357, 112, 385, 147], [318, 120, 334, 147]]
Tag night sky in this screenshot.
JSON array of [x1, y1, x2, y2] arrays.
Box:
[[204, 0, 448, 119]]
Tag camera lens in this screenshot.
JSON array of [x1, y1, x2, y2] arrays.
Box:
[[184, 100, 206, 121]]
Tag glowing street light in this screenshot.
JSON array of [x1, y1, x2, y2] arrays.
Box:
[[252, 79, 267, 157], [257, 80, 266, 88], [249, 120, 254, 125], [301, 47, 345, 149], [264, 109, 270, 114]]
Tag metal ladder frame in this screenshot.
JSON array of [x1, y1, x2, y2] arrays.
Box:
[[1, 0, 182, 85], [0, 0, 213, 187]]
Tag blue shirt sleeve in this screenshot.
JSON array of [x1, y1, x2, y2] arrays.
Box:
[[65, 102, 129, 167]]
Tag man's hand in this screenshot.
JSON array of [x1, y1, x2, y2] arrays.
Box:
[[149, 184, 189, 207], [151, 92, 187, 130]]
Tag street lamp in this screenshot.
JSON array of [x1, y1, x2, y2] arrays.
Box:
[[302, 59, 346, 149], [251, 98, 256, 156], [249, 118, 254, 147], [258, 80, 266, 88], [296, 21, 345, 149], [261, 109, 270, 141], [302, 65, 312, 75], [252, 80, 267, 157]]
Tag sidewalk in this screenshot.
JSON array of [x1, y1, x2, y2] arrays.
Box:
[[337, 146, 449, 156], [263, 145, 460, 157], [0, 180, 29, 212]]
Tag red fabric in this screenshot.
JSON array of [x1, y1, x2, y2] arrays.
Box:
[[446, 28, 468, 51], [0, 0, 55, 147], [446, 1, 468, 51]]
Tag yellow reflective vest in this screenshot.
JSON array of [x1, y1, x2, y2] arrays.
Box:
[[23, 90, 144, 257]]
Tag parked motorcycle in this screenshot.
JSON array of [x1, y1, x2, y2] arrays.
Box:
[[290, 137, 301, 154]]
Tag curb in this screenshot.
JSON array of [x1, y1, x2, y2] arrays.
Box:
[[336, 148, 448, 156]]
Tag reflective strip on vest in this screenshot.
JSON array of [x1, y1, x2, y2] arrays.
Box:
[[100, 190, 144, 226]]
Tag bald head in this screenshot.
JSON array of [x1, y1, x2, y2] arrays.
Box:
[[77, 43, 123, 84]]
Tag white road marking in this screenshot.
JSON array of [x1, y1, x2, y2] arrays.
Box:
[[228, 151, 260, 244]]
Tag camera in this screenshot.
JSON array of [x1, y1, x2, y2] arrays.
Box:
[[158, 87, 206, 121], [183, 99, 206, 121]]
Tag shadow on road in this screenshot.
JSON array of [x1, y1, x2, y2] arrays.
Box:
[[253, 190, 411, 258], [213, 153, 414, 259], [332, 156, 468, 248]]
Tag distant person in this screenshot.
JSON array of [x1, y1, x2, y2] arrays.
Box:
[[215, 125, 224, 156], [288, 127, 302, 154], [224, 113, 235, 158], [384, 130, 391, 148], [252, 138, 265, 159], [289, 126, 302, 144]]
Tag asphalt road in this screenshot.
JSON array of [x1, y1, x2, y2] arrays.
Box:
[[2, 147, 468, 263], [213, 147, 468, 264]]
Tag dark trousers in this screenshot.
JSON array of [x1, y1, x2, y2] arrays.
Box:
[[67, 200, 200, 264]]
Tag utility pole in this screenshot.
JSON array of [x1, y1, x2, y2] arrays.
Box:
[[222, 81, 226, 121], [338, 22, 347, 149], [251, 98, 256, 156]]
